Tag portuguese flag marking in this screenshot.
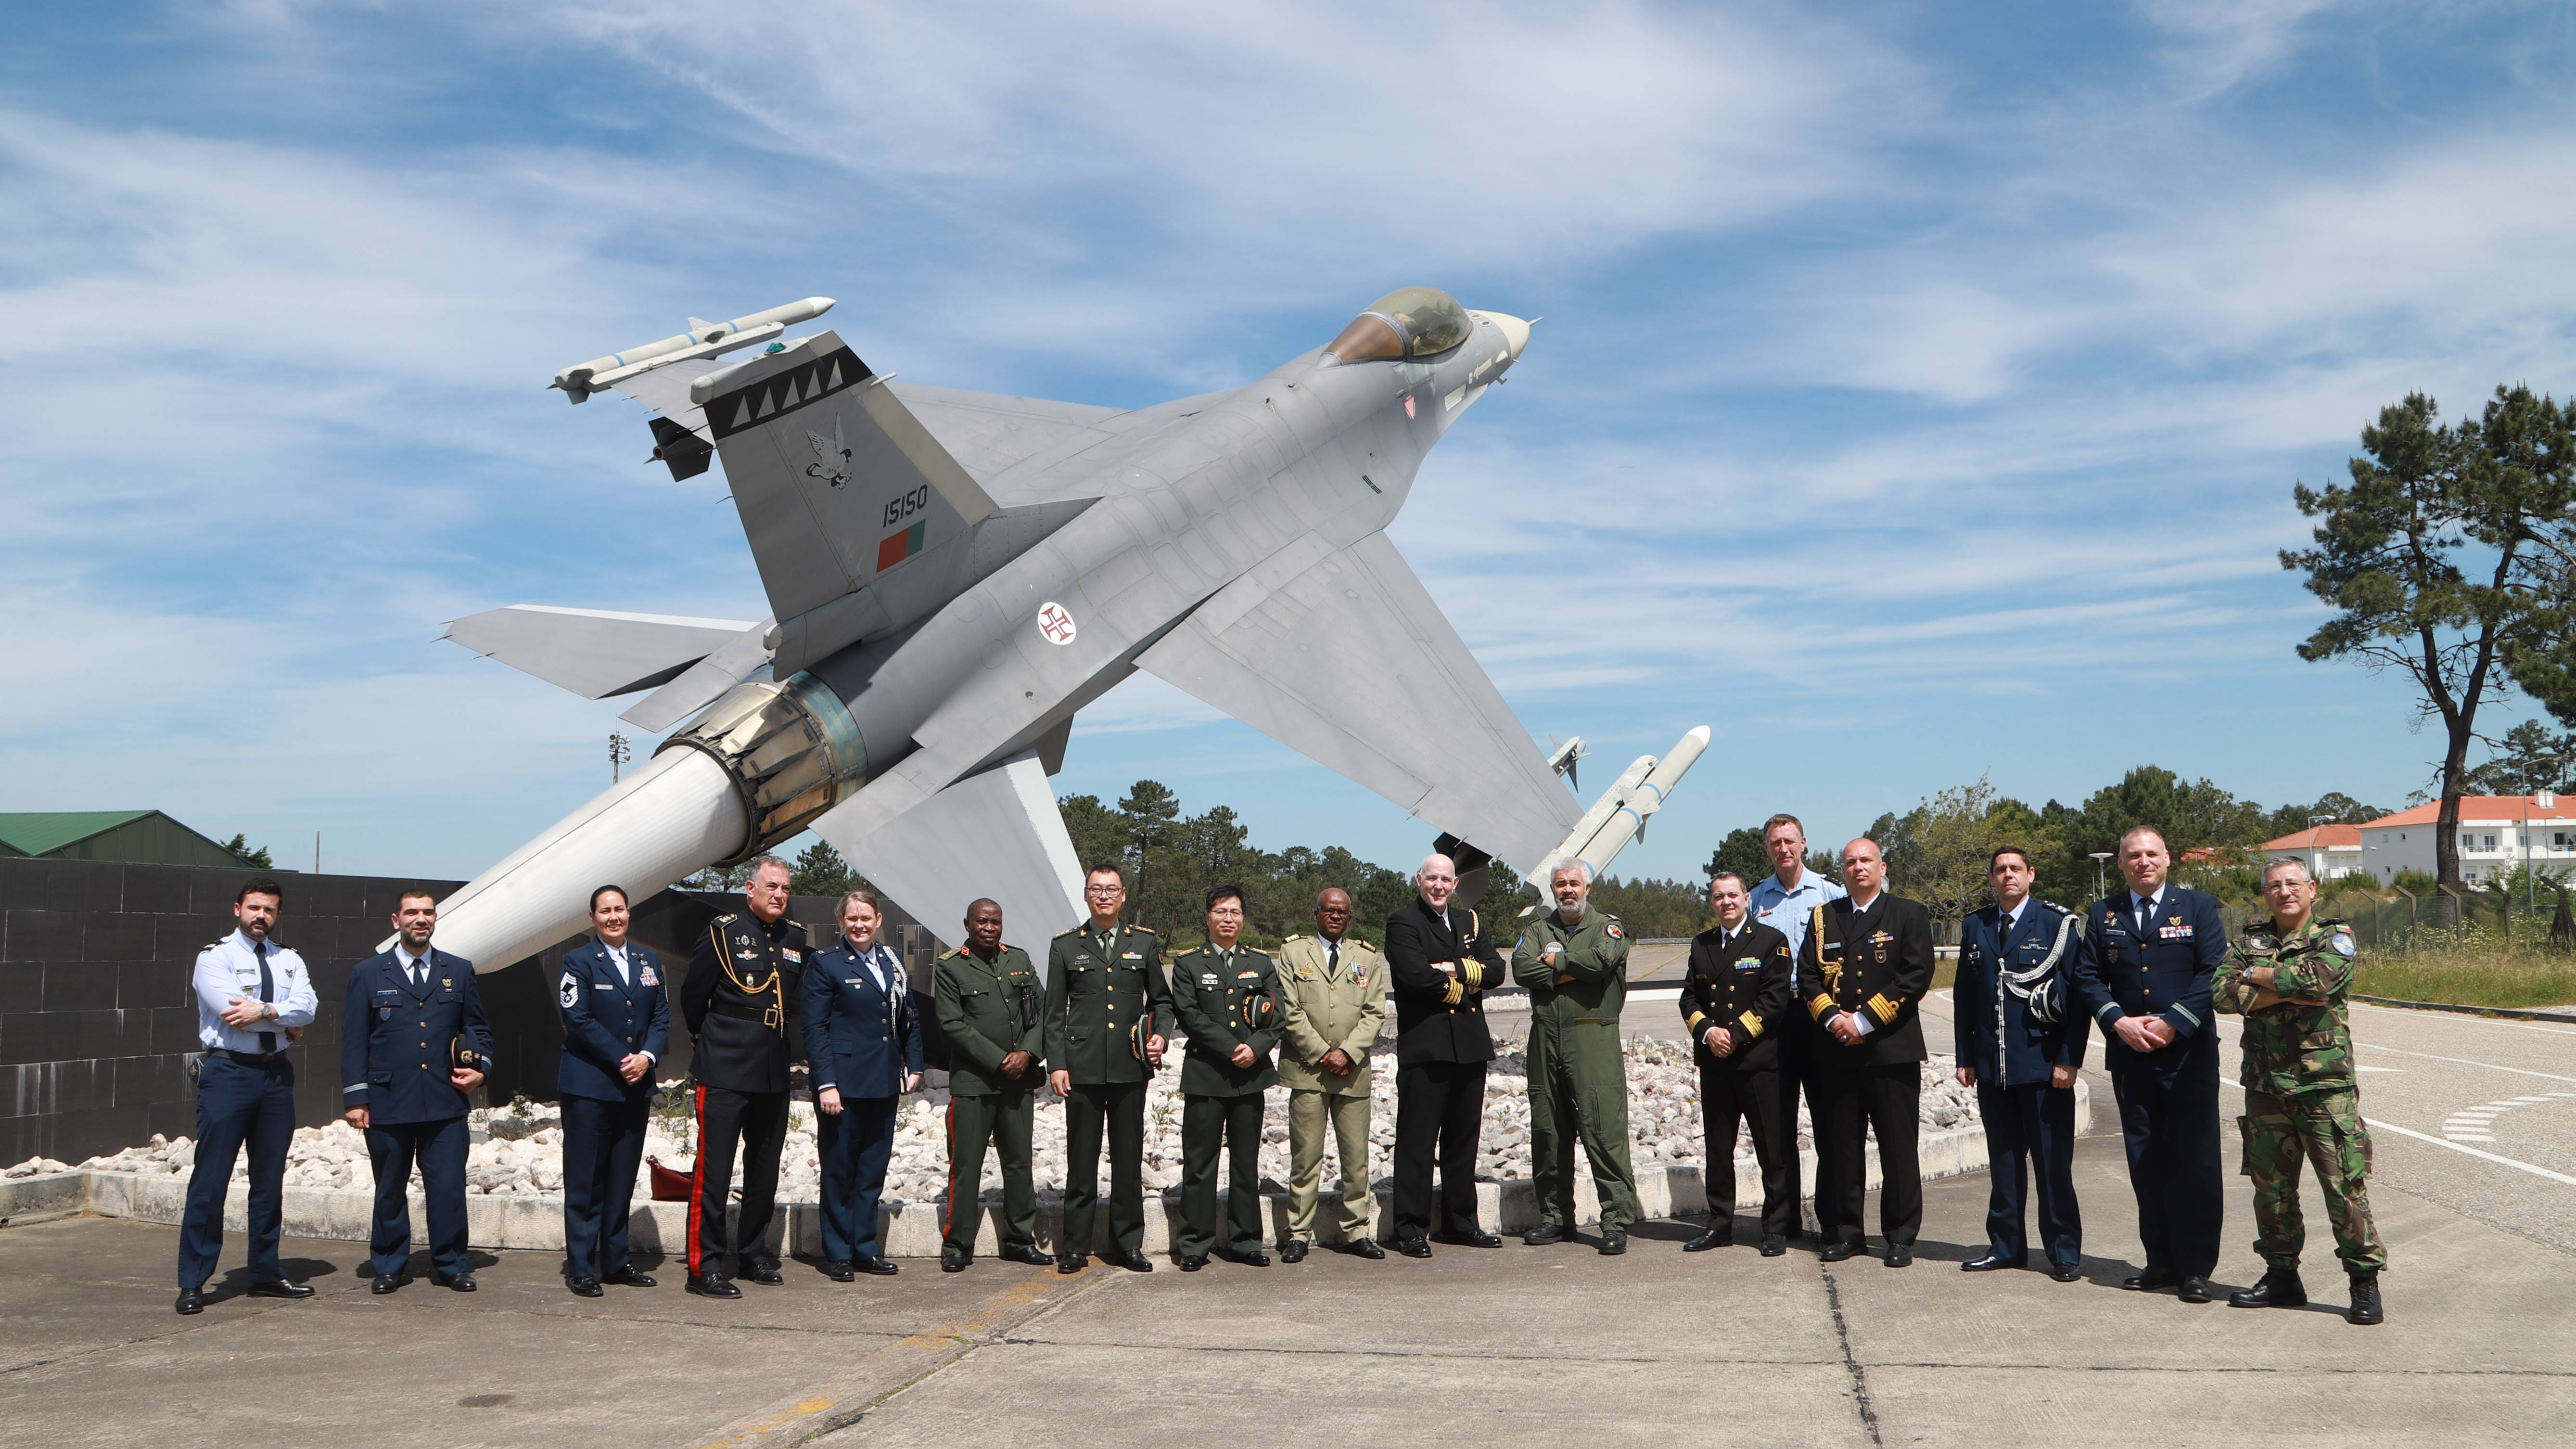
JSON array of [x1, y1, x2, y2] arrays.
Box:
[[877, 521, 926, 571]]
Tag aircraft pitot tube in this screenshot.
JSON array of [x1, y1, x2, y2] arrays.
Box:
[[395, 673, 870, 971]]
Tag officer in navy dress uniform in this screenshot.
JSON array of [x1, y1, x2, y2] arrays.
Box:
[[554, 884, 669, 1297], [176, 877, 320, 1315], [1953, 848, 2086, 1281], [1797, 839, 1935, 1267], [2069, 826, 2229, 1303], [802, 889, 923, 1281], [1382, 853, 1507, 1257], [341, 887, 493, 1294], [679, 854, 812, 1298], [1678, 871, 1796, 1255]]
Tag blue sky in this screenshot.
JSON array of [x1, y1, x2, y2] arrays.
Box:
[[6, 1, 2575, 887]]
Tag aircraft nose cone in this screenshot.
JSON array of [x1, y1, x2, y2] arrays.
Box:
[[1484, 312, 1533, 361]]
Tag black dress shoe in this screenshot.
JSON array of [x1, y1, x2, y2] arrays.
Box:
[[1522, 1222, 1569, 1247], [1109, 1249, 1154, 1273], [247, 1279, 315, 1299], [1396, 1236, 1433, 1259], [1759, 1237, 1788, 1257], [1961, 1254, 2023, 1272], [1883, 1248, 1913, 1269], [433, 1271, 476, 1292], [2347, 1272, 2384, 1326], [175, 1285, 205, 1315], [821, 1259, 857, 1282], [997, 1245, 1051, 1267], [1278, 1241, 1309, 1264], [1683, 1230, 1731, 1252], [2177, 1275, 2214, 1304], [1177, 1255, 1208, 1272], [853, 1256, 899, 1276], [2122, 1267, 2179, 1292], [601, 1267, 656, 1288], [2230, 1267, 2307, 1308], [1344, 1237, 1387, 1260], [1433, 1229, 1503, 1248], [568, 1276, 604, 1298], [743, 1262, 784, 1286], [1057, 1254, 1088, 1274], [371, 1273, 404, 1295], [1818, 1241, 1860, 1263], [1598, 1230, 1627, 1256], [1224, 1250, 1271, 1268], [942, 1247, 971, 1273], [686, 1273, 741, 1299], [2048, 1263, 2082, 1282]]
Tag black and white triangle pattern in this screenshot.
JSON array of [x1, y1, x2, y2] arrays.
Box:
[[707, 345, 874, 440]]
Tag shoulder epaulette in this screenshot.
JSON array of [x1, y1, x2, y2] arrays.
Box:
[[1130, 924, 1160, 936], [2036, 900, 2073, 917], [201, 939, 226, 952], [937, 947, 963, 960], [1282, 933, 1312, 944], [714, 912, 738, 925], [2319, 917, 2351, 929], [1054, 925, 1084, 938]]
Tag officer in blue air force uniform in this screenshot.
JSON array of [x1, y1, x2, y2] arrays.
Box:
[[342, 888, 493, 1295], [555, 884, 670, 1297], [175, 877, 321, 1315], [802, 889, 923, 1280], [1952, 847, 2085, 1280], [2069, 826, 2229, 1303]]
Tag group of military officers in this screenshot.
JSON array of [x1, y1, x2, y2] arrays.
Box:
[[174, 815, 2385, 1324]]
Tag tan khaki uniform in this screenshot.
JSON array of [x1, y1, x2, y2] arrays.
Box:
[[1275, 933, 1388, 1243]]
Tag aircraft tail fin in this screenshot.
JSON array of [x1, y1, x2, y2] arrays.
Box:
[[689, 331, 1001, 623]]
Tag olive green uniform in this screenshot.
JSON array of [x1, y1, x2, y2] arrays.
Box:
[[1511, 909, 1640, 1233], [1169, 944, 1284, 1259], [1276, 932, 1388, 1244], [932, 943, 1045, 1257], [1043, 922, 1173, 1258], [2215, 916, 2387, 1275]]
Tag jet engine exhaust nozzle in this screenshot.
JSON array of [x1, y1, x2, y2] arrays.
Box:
[[655, 671, 871, 868]]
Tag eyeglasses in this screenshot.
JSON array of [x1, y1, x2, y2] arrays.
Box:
[[1084, 885, 1122, 896]]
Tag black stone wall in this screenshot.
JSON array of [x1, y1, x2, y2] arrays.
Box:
[[0, 858, 941, 1167]]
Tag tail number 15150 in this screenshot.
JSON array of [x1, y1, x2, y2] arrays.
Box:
[[883, 485, 931, 529]]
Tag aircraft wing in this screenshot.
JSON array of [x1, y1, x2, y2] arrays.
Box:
[[443, 605, 759, 699], [1135, 530, 1582, 869], [808, 751, 1085, 968]]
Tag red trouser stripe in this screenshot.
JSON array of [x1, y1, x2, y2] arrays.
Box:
[[687, 1083, 707, 1276]]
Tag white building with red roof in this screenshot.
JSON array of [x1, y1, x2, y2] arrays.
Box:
[[2268, 794, 2576, 886]]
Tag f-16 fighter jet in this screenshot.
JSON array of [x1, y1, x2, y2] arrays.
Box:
[[436, 288, 1705, 972]]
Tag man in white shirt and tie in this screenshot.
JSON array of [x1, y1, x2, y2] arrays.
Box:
[[176, 878, 319, 1315]]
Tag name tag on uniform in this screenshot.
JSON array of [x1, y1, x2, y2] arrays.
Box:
[[844, 976, 864, 987]]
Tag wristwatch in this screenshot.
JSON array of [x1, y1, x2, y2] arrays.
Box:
[[263, 1002, 278, 1021]]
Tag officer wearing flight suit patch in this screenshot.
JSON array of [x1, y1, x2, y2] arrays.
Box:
[[679, 855, 812, 1298], [1045, 863, 1173, 1273], [1167, 884, 1285, 1270], [931, 898, 1051, 1273], [1511, 862, 1641, 1255]]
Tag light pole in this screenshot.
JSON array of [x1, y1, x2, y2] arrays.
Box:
[[2088, 851, 2113, 900], [609, 732, 632, 783]]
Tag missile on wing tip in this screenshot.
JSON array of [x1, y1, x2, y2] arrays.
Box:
[[549, 296, 836, 403], [1533, 725, 1713, 890]]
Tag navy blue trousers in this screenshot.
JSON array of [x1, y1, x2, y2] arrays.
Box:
[[1977, 1081, 2082, 1267], [561, 1094, 650, 1280], [815, 1095, 898, 1262], [177, 1054, 296, 1290], [2111, 1043, 2223, 1277], [366, 1115, 471, 1278]]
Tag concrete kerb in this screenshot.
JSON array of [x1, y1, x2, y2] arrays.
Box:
[[10, 1081, 2082, 1259]]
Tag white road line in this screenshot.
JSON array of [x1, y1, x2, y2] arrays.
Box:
[[2355, 1044, 2576, 1084], [2366, 1117, 2576, 1186], [2350, 1002, 2576, 1037]]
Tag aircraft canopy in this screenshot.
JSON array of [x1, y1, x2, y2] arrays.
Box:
[[1323, 287, 1474, 363]]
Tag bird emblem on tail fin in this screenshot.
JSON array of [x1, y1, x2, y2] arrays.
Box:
[[804, 414, 853, 489]]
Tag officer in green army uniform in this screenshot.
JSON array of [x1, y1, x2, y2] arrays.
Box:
[[1509, 861, 1640, 1255], [2215, 856, 2387, 1325], [932, 898, 1052, 1274], [1045, 863, 1173, 1274], [1167, 883, 1286, 1270]]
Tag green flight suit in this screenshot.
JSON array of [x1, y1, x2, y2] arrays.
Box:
[[1168, 943, 1284, 1258], [1044, 922, 1173, 1256], [1511, 908, 1640, 1232], [2216, 916, 2387, 1275], [932, 943, 1045, 1257]]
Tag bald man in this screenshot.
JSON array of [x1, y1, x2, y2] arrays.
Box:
[[1798, 838, 1935, 1266], [1382, 854, 1507, 1257]]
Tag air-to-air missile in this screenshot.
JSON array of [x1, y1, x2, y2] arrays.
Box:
[[433, 286, 1709, 973]]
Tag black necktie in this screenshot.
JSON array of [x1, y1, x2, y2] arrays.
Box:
[[254, 941, 276, 1054], [2136, 896, 2154, 936], [1326, 939, 1339, 975]]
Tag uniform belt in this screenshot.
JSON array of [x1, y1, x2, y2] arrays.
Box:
[[708, 1001, 781, 1026], [208, 1047, 288, 1065]]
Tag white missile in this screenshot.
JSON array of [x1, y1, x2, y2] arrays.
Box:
[[1528, 725, 1713, 891], [550, 297, 836, 403]]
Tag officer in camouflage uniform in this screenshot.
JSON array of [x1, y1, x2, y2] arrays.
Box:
[[1509, 861, 1640, 1255], [2214, 856, 2386, 1325], [932, 898, 1050, 1273]]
